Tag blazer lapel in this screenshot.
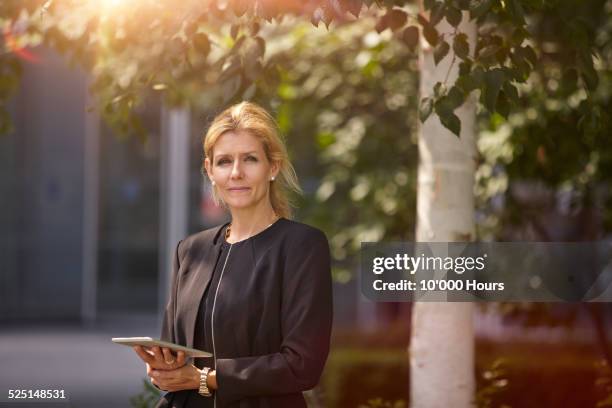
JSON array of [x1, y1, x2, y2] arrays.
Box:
[[178, 224, 227, 349]]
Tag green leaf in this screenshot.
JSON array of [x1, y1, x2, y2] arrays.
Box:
[[456, 0, 471, 10], [578, 52, 599, 91], [511, 27, 529, 45], [434, 81, 447, 98], [417, 13, 430, 27], [318, 4, 334, 28], [193, 33, 210, 56], [458, 59, 472, 76], [561, 68, 578, 91], [230, 24, 240, 40], [453, 33, 470, 60], [522, 45, 537, 68], [434, 87, 464, 125], [375, 15, 388, 33], [509, 49, 531, 81], [439, 110, 461, 136], [419, 97, 434, 122], [446, 86, 466, 109], [503, 82, 519, 104], [316, 131, 336, 149], [469, 0, 492, 20], [343, 0, 363, 17], [401, 26, 419, 49], [249, 21, 260, 35], [221, 74, 242, 104], [255, 37, 266, 57], [456, 73, 477, 92], [579, 106, 602, 137], [424, 0, 438, 10], [219, 56, 242, 81], [506, 0, 525, 24], [423, 25, 439, 46], [446, 6, 462, 27], [483, 68, 505, 112], [311, 7, 324, 26], [471, 66, 485, 85], [478, 44, 501, 59], [430, 2, 446, 26], [434, 40, 450, 65], [496, 91, 510, 117], [387, 9, 408, 31], [244, 60, 262, 81], [230, 36, 246, 53], [242, 83, 257, 100]]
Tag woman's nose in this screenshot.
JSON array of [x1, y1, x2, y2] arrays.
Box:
[[230, 161, 243, 178]]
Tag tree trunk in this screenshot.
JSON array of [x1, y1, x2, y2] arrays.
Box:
[[410, 10, 477, 408]]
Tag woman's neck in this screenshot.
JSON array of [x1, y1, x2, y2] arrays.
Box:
[[227, 204, 279, 243]]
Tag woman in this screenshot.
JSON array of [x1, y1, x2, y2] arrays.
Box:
[[133, 101, 333, 407]]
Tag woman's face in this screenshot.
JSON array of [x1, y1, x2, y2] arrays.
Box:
[[205, 130, 279, 212]]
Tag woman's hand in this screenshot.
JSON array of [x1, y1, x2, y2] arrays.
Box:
[[148, 363, 201, 392], [132, 346, 186, 370]]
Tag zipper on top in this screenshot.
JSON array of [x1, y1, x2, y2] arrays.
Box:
[[211, 243, 232, 408]]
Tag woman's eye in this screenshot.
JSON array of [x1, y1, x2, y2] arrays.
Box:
[[246, 156, 258, 162], [217, 159, 230, 165]]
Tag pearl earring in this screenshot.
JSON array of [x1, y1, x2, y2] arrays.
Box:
[[271, 176, 275, 181], [211, 180, 216, 186]]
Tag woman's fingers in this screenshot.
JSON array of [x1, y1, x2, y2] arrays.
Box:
[[176, 351, 186, 366], [134, 346, 188, 370], [151, 346, 164, 362], [161, 347, 175, 365], [133, 346, 154, 364], [149, 363, 199, 391]]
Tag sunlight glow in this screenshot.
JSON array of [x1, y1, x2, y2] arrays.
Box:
[[106, 0, 125, 7], [3, 26, 40, 63]]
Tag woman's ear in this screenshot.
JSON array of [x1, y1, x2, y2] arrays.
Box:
[[270, 160, 280, 180], [203, 157, 212, 181]]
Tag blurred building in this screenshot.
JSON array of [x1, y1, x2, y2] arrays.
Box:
[[0, 47, 227, 322]]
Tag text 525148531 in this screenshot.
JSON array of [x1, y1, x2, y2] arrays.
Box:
[[8, 389, 67, 400]]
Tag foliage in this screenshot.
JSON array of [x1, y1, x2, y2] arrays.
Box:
[[324, 347, 409, 407], [129, 378, 162, 408], [417, 0, 610, 137], [475, 0, 612, 240], [261, 17, 418, 278], [358, 398, 407, 408], [475, 358, 511, 408], [325, 340, 603, 407], [1, 0, 608, 137], [0, 1, 39, 134]]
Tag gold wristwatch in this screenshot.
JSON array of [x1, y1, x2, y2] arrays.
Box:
[[198, 367, 212, 397]]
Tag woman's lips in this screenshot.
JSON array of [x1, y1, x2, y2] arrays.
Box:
[[228, 187, 250, 192]]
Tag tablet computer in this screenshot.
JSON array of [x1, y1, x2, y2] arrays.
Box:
[[112, 337, 212, 358]]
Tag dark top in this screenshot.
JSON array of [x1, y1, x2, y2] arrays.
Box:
[[154, 218, 333, 408]]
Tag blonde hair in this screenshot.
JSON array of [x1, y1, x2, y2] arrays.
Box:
[[203, 101, 302, 219]]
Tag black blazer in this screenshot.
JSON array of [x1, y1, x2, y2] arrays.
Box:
[[155, 218, 333, 407]]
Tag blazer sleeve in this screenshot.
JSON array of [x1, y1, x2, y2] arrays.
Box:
[[160, 239, 184, 343], [214, 229, 333, 404]]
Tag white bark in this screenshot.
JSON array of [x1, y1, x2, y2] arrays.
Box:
[[410, 11, 477, 408]]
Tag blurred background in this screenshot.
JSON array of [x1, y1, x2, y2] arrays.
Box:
[[1, 0, 612, 407]]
